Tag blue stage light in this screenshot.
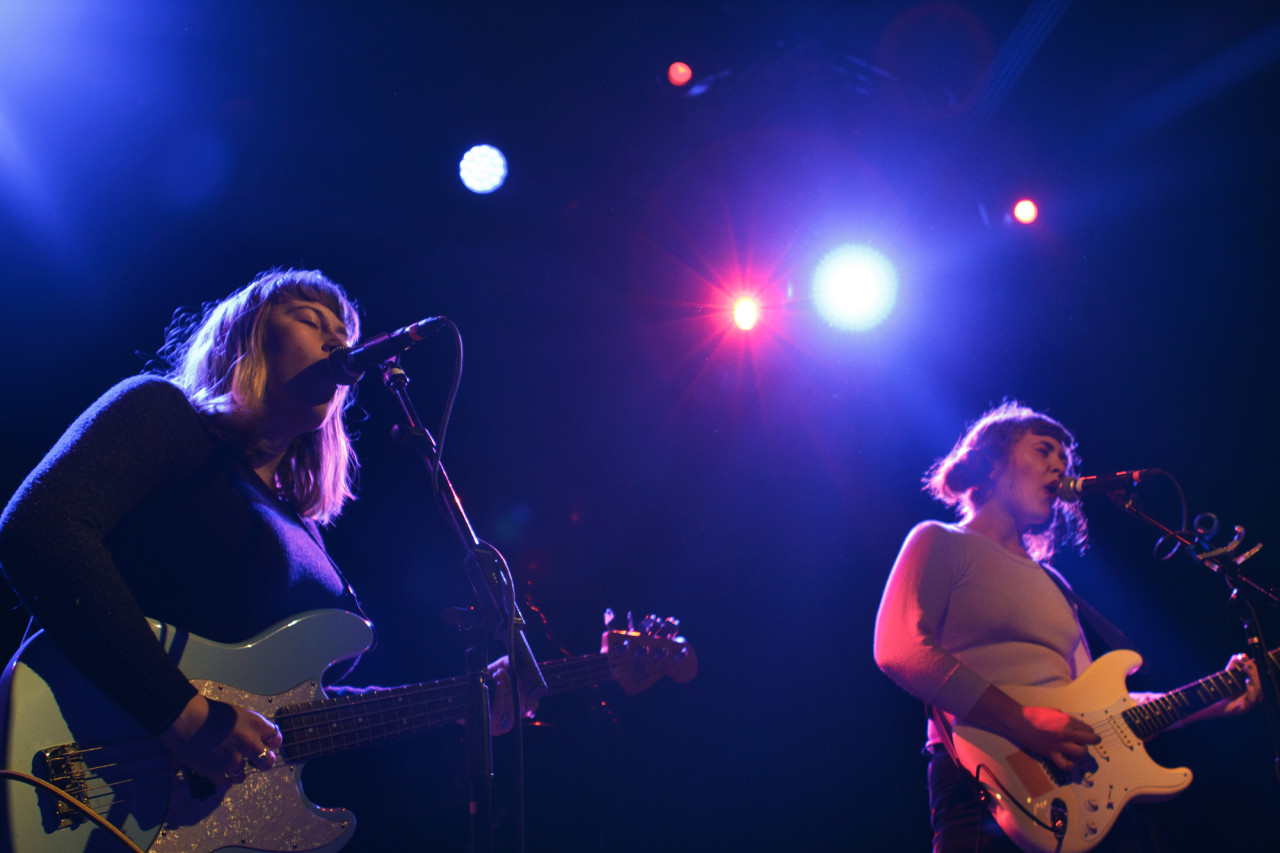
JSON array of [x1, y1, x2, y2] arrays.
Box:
[[811, 245, 898, 331], [459, 144, 507, 194]]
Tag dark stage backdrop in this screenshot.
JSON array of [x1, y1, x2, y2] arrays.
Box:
[[1, 2, 1277, 851]]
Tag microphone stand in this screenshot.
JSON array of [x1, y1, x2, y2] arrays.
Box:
[[379, 359, 548, 852], [1105, 489, 1280, 789]]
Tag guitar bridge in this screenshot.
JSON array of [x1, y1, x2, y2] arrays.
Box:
[[36, 743, 91, 829]]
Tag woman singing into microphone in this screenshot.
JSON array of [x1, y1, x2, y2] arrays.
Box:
[[0, 268, 522, 796], [873, 401, 1259, 852]]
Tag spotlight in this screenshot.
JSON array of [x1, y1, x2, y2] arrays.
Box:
[[1012, 198, 1038, 224], [812, 245, 898, 332], [668, 62, 693, 87], [459, 144, 508, 194], [733, 297, 759, 330]]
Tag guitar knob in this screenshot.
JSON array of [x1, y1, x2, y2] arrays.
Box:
[[1085, 797, 1099, 812], [1080, 772, 1095, 788], [1084, 821, 1098, 836]]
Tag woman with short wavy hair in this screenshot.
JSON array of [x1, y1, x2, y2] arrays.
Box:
[[922, 400, 1087, 563], [874, 401, 1258, 852]]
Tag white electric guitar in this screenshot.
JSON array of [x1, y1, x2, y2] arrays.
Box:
[[949, 647, 1268, 853], [0, 609, 697, 853]]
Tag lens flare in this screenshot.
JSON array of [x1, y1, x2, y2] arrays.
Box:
[[733, 297, 759, 330]]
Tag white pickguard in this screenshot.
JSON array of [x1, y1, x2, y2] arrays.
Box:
[[1, 610, 374, 853]]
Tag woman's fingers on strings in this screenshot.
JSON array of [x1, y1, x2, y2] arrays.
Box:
[[248, 721, 282, 770], [1224, 653, 1261, 713]]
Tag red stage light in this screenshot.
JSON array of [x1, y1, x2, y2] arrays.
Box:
[[668, 62, 693, 87], [733, 298, 759, 330]]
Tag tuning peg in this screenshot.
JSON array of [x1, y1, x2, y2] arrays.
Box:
[[657, 616, 681, 639], [603, 608, 615, 627], [639, 614, 660, 635], [626, 611, 635, 632]]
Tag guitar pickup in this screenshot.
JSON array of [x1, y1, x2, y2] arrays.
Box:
[[36, 743, 91, 829]]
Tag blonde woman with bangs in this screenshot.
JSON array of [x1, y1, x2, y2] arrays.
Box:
[[0, 269, 466, 789]]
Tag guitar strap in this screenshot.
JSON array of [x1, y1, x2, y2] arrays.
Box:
[[1042, 567, 1142, 658]]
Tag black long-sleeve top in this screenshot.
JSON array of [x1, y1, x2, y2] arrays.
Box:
[[0, 376, 357, 734]]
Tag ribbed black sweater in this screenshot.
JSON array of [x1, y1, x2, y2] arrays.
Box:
[[0, 376, 356, 733]]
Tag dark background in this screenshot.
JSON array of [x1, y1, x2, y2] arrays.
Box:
[[2, 2, 1278, 850]]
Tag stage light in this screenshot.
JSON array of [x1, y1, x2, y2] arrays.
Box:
[[733, 297, 759, 330], [812, 245, 898, 332], [459, 144, 507, 194], [1013, 198, 1038, 224], [668, 62, 693, 87]]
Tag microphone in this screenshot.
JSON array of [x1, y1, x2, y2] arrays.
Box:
[[1056, 470, 1154, 502], [327, 316, 445, 384]]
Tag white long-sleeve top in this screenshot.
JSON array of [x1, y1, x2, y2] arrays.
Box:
[[873, 521, 1091, 745]]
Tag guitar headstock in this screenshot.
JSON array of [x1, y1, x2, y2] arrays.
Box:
[[600, 614, 697, 695]]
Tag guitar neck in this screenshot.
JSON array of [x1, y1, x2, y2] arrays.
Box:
[[276, 652, 609, 761], [1123, 648, 1274, 739], [540, 652, 614, 695]]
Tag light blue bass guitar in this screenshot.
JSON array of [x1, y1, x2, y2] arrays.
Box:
[[0, 609, 696, 853]]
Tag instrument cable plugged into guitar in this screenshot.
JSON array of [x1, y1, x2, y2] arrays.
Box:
[[0, 768, 146, 853]]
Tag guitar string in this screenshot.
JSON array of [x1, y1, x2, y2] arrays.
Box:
[[275, 652, 648, 733], [273, 650, 624, 753], [277, 648, 687, 756], [278, 654, 666, 757], [270, 653, 614, 732], [1065, 667, 1248, 760], [34, 744, 175, 818]]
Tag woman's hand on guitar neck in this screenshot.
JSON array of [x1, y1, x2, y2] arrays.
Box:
[[1216, 653, 1261, 716], [1175, 653, 1262, 727], [159, 693, 284, 785], [488, 655, 540, 735]]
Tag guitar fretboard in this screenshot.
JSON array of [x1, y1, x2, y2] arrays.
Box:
[[277, 676, 472, 760], [275, 653, 613, 761], [1122, 667, 1246, 740]]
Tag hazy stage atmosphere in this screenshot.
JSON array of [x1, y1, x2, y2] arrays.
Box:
[[1, 2, 1278, 850]]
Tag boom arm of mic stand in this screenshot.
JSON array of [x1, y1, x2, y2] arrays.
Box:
[[379, 361, 548, 698], [1109, 493, 1276, 606], [1109, 492, 1280, 789]]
